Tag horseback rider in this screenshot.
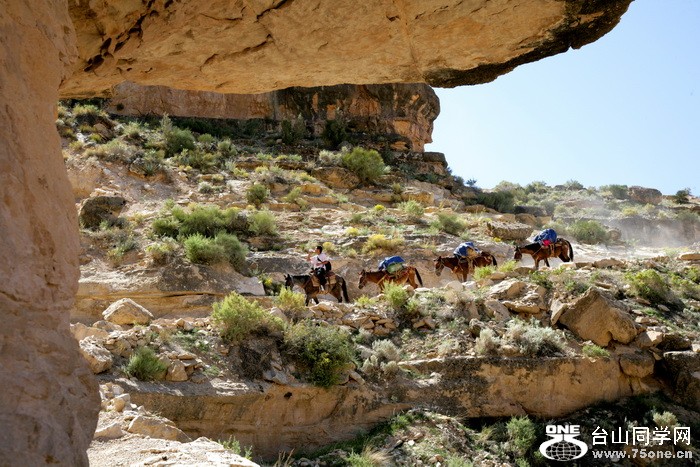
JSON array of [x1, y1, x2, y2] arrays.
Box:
[[453, 241, 480, 262], [307, 244, 331, 291]]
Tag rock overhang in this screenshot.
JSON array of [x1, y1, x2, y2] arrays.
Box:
[[61, 0, 633, 97]]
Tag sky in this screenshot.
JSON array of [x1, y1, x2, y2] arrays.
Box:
[[425, 0, 700, 195]]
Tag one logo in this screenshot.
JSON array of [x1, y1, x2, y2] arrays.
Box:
[[539, 424, 589, 461]]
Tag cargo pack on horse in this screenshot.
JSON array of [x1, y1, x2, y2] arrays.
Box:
[[284, 273, 350, 306], [514, 239, 574, 270], [358, 266, 423, 292], [434, 252, 498, 282]]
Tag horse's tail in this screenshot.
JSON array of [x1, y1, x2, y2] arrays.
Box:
[[341, 278, 350, 303], [489, 253, 497, 267], [565, 239, 574, 261], [414, 267, 423, 287]]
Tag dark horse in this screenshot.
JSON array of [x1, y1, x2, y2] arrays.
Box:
[[284, 273, 350, 305], [514, 239, 574, 270], [434, 252, 498, 282], [358, 266, 423, 292]]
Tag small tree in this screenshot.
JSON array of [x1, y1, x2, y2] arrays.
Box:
[[674, 188, 691, 204]]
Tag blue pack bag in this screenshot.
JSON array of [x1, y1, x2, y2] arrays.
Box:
[[534, 229, 557, 244], [379, 256, 405, 273]]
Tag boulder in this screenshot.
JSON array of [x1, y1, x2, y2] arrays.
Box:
[[634, 330, 664, 348], [78, 195, 126, 229], [127, 415, 191, 442], [78, 338, 113, 374], [486, 221, 532, 242], [657, 333, 692, 351], [558, 288, 638, 347], [102, 298, 154, 325], [628, 186, 662, 205], [94, 422, 124, 440], [679, 252, 700, 261], [514, 213, 539, 227], [488, 279, 527, 299], [484, 300, 510, 321], [619, 351, 655, 378], [70, 322, 109, 342], [166, 360, 189, 382], [593, 258, 626, 269]]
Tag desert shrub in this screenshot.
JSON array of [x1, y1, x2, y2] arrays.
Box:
[[197, 133, 215, 145], [146, 240, 177, 265], [475, 328, 500, 356], [164, 127, 196, 157], [151, 216, 181, 238], [84, 139, 135, 163], [568, 219, 609, 244], [219, 437, 253, 460], [123, 347, 167, 381], [318, 149, 343, 166], [505, 318, 568, 357], [433, 212, 465, 235], [198, 181, 215, 193], [601, 184, 629, 200], [73, 104, 106, 125], [371, 339, 401, 362], [473, 265, 496, 281], [248, 210, 277, 236], [674, 188, 691, 204], [281, 117, 306, 145], [134, 149, 165, 176], [282, 186, 303, 204], [652, 411, 678, 428], [564, 179, 585, 191], [625, 269, 679, 308], [183, 234, 226, 264], [506, 416, 537, 457], [322, 119, 348, 149], [211, 292, 283, 343], [172, 205, 242, 238], [341, 147, 386, 184], [345, 227, 361, 237], [173, 148, 218, 171], [107, 234, 138, 266], [361, 234, 404, 255], [398, 200, 425, 220], [275, 287, 306, 315], [475, 190, 516, 213], [498, 260, 518, 273], [213, 232, 247, 269], [246, 183, 270, 207], [382, 282, 409, 312], [217, 139, 238, 158], [284, 321, 355, 387], [347, 448, 391, 467], [582, 343, 610, 358]]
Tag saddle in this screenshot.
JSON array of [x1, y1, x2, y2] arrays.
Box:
[[310, 271, 336, 288]]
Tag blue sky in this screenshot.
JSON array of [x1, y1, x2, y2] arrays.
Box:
[[425, 0, 700, 195]]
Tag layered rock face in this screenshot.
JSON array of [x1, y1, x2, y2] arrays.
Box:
[[106, 82, 439, 151], [0, 1, 99, 465], [62, 0, 632, 97]]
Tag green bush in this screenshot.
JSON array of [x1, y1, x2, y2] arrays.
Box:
[[211, 292, 283, 343], [568, 220, 609, 244], [505, 318, 568, 357], [398, 200, 424, 220], [152, 216, 181, 238], [164, 127, 196, 157], [361, 234, 404, 255], [275, 286, 307, 314], [601, 184, 628, 200], [124, 347, 167, 381], [173, 148, 217, 171], [152, 204, 243, 239], [625, 269, 680, 308], [433, 212, 465, 236], [341, 147, 386, 184], [506, 416, 537, 457], [73, 104, 106, 125], [475, 328, 501, 356], [248, 210, 277, 236], [246, 183, 270, 207], [674, 188, 691, 204], [475, 190, 515, 213], [284, 321, 355, 387], [183, 234, 226, 264], [582, 343, 610, 358], [382, 282, 409, 311], [213, 232, 247, 269]]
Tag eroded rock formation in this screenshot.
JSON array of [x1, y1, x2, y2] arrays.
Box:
[[106, 82, 439, 151], [2, 0, 633, 463]]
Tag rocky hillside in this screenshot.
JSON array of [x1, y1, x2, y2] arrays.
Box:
[[59, 101, 700, 466]]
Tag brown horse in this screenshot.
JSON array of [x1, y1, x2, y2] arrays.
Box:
[[358, 266, 423, 292], [514, 239, 574, 270], [434, 252, 498, 282], [284, 273, 350, 305]]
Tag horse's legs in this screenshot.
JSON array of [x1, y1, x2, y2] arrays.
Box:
[[534, 258, 539, 270], [544, 258, 550, 268]]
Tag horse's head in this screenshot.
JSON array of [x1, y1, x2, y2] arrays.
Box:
[[358, 269, 367, 289], [284, 274, 294, 289], [513, 247, 522, 261], [434, 256, 444, 276]]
